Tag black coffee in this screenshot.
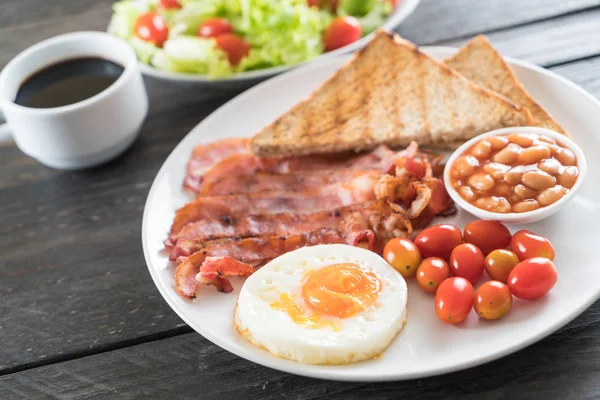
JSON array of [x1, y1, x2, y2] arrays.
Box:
[[14, 58, 124, 109]]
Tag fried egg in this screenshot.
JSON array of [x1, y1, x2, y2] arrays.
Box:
[[234, 244, 408, 365]]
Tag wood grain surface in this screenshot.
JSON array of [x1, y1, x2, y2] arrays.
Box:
[[442, 7, 600, 66], [1, 302, 599, 399], [397, 0, 600, 45], [1, 0, 600, 398]]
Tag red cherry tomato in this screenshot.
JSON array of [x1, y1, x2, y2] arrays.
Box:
[[508, 257, 558, 300], [134, 12, 169, 47], [388, 0, 399, 7], [484, 249, 520, 283], [474, 281, 512, 320], [214, 34, 251, 66], [307, 0, 321, 7], [435, 277, 474, 324], [464, 220, 511, 256], [414, 224, 463, 261], [383, 238, 421, 278], [416, 257, 450, 294], [197, 18, 233, 38], [449, 243, 485, 285], [510, 230, 555, 261], [158, 0, 181, 10], [323, 16, 362, 52]]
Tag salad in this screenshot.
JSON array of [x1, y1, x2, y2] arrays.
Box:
[[108, 0, 395, 78]]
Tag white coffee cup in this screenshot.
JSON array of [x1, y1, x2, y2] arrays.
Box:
[[0, 31, 148, 170]]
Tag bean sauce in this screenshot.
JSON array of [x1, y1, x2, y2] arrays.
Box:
[[450, 133, 579, 214]]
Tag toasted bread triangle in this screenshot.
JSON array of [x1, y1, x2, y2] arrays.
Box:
[[446, 35, 565, 134], [250, 31, 532, 158]]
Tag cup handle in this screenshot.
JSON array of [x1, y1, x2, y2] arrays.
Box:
[[0, 107, 13, 144]]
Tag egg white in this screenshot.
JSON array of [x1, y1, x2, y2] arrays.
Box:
[[234, 244, 408, 365]]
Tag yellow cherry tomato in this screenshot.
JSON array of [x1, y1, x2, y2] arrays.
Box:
[[484, 249, 520, 283], [383, 238, 422, 278], [474, 281, 513, 320]]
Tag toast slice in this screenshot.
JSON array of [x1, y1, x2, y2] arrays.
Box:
[[250, 30, 532, 158], [446, 35, 564, 134]]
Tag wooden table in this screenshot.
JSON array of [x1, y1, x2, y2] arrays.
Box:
[[1, 0, 600, 398]]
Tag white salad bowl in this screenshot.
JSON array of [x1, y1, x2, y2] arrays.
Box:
[[137, 0, 421, 88], [444, 126, 587, 225]]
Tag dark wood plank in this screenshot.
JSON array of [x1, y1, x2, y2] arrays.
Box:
[[1, 301, 599, 400], [0, 0, 109, 29], [0, 1, 114, 67], [441, 8, 600, 66], [551, 56, 600, 95], [398, 0, 600, 45]]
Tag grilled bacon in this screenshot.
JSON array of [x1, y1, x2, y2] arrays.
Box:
[[174, 199, 412, 298], [170, 199, 412, 260], [190, 143, 408, 195], [171, 140, 454, 299], [199, 169, 379, 196], [184, 138, 249, 192], [167, 171, 382, 244], [175, 229, 345, 298]]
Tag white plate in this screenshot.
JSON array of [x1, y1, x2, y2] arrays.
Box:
[[142, 47, 600, 382], [138, 0, 421, 88]]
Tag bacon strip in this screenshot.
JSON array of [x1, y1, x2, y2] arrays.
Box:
[[184, 138, 249, 192], [174, 199, 413, 298], [199, 169, 379, 197], [170, 199, 411, 260], [175, 229, 345, 298], [167, 172, 381, 244], [194, 144, 406, 194], [170, 211, 342, 258], [198, 154, 263, 194], [196, 257, 255, 293]]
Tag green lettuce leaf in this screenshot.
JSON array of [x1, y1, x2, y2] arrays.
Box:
[[225, 0, 331, 71], [150, 36, 233, 77], [170, 0, 224, 35], [355, 2, 392, 35], [129, 36, 158, 63]]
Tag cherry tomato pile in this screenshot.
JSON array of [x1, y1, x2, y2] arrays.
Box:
[[383, 220, 558, 325]]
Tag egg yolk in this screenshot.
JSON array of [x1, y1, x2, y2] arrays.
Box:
[[302, 263, 381, 318], [269, 293, 339, 330]]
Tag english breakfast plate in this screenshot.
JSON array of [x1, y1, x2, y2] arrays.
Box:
[[142, 47, 600, 381]]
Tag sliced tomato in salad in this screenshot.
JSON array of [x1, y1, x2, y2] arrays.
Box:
[[157, 0, 181, 10], [134, 12, 169, 47], [198, 18, 233, 39], [214, 34, 251, 66], [323, 16, 362, 51]]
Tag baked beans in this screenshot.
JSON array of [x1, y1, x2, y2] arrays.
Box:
[[450, 133, 579, 213]]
